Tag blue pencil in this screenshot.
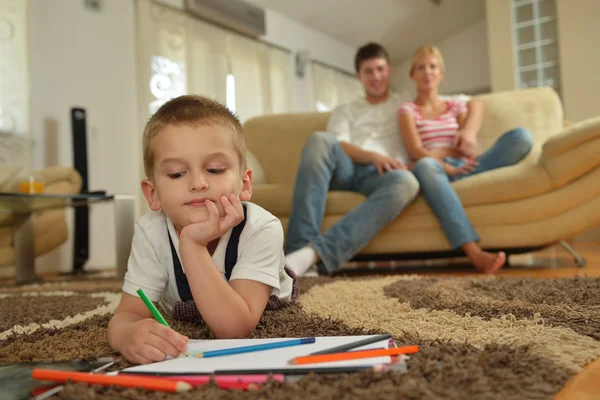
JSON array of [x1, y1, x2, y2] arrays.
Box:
[[193, 338, 316, 359]]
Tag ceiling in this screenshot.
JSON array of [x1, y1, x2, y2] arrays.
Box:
[[245, 0, 486, 63]]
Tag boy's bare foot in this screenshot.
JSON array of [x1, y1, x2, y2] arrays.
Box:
[[468, 250, 506, 274]]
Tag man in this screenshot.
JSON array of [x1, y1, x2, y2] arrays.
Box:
[[284, 43, 483, 277]]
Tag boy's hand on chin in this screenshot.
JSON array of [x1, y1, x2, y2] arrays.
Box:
[[180, 193, 244, 247]]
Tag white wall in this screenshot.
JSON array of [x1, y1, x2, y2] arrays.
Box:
[[28, 0, 138, 272], [485, 0, 517, 93], [556, 0, 600, 122], [391, 19, 490, 97]]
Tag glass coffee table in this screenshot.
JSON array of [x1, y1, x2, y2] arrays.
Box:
[[0, 192, 135, 284]]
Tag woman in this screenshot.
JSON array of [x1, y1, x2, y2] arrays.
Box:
[[398, 45, 533, 273]]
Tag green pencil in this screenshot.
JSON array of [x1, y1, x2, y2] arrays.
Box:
[[137, 288, 170, 328]]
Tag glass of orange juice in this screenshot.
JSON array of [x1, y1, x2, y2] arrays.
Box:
[[19, 175, 45, 194]]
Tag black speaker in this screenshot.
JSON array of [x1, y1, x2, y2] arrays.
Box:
[[71, 107, 89, 273]]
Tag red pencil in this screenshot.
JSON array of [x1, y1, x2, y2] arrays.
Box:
[[289, 345, 419, 365], [31, 369, 192, 393], [142, 375, 263, 390]]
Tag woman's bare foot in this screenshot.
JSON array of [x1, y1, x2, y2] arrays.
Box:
[[469, 250, 506, 274], [462, 243, 506, 274]]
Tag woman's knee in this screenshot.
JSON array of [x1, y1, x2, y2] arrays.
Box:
[[411, 157, 444, 180], [506, 127, 534, 153]]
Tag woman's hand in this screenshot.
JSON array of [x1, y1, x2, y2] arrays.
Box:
[[443, 159, 479, 177], [453, 131, 478, 158]]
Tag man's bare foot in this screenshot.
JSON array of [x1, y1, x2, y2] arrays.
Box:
[[468, 250, 506, 274]]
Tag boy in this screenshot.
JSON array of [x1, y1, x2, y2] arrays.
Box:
[[108, 95, 296, 365]]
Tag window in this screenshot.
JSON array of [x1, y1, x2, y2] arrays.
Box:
[[512, 0, 561, 96], [0, 0, 29, 137], [136, 0, 292, 123]]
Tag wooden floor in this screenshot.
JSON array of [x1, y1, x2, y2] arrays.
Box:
[[418, 240, 600, 400]]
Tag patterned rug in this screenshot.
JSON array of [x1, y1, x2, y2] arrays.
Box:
[[1, 275, 599, 399]]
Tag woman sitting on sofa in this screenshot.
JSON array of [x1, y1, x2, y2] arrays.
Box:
[[398, 45, 534, 273]]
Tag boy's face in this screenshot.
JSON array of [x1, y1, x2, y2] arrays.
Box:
[[142, 123, 252, 232]]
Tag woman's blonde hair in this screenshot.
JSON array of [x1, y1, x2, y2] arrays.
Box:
[[409, 45, 445, 77]]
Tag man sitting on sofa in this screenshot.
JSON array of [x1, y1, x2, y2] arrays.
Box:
[[284, 42, 484, 277]]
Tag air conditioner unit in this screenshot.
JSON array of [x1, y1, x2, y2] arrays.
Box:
[[184, 0, 266, 37]]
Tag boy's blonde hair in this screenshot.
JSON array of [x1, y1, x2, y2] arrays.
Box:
[[142, 95, 247, 180], [409, 45, 445, 77]]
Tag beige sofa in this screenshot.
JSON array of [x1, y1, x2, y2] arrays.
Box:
[[0, 133, 82, 270], [243, 87, 600, 262]]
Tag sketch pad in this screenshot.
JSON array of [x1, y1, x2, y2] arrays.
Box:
[[122, 335, 393, 375]]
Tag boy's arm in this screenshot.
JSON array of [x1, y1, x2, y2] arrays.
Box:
[[180, 241, 272, 338], [108, 221, 187, 364]]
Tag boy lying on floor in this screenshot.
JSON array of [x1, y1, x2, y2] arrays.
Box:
[[107, 95, 297, 364]]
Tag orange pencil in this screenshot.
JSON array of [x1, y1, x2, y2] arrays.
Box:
[[31, 369, 192, 393], [289, 345, 419, 365]]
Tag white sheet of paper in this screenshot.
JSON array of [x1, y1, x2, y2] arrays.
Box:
[[122, 335, 392, 374]]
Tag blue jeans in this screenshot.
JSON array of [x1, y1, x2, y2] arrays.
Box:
[[285, 132, 420, 274], [411, 127, 534, 249]]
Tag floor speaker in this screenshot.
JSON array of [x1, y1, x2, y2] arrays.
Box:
[[71, 107, 89, 273]]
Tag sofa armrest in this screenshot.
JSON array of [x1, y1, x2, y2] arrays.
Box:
[[540, 116, 600, 187], [35, 166, 83, 195]]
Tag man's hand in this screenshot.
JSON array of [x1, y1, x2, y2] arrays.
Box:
[[119, 319, 188, 365], [443, 158, 479, 177], [369, 152, 407, 175], [180, 193, 244, 246], [453, 132, 478, 159]]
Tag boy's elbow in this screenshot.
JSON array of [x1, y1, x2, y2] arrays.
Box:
[[211, 318, 257, 339]]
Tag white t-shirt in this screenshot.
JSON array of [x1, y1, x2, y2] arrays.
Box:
[[122, 202, 294, 316], [326, 92, 470, 165]]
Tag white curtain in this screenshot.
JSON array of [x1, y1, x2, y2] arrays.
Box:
[[0, 0, 29, 138], [311, 62, 363, 112], [135, 0, 292, 124]]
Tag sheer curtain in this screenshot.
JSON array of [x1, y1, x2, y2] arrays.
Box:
[[0, 0, 29, 138], [311, 62, 363, 112], [135, 0, 292, 124]]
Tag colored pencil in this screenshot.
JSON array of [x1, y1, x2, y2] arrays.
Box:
[[289, 345, 419, 365], [194, 337, 316, 358], [127, 374, 263, 390], [120, 367, 374, 376], [32, 369, 192, 393], [212, 366, 378, 375], [137, 288, 170, 328], [308, 334, 392, 355], [162, 374, 284, 384]]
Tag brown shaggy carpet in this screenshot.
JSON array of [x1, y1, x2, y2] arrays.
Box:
[[1, 275, 599, 399]]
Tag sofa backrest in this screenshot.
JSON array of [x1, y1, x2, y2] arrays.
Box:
[[476, 87, 563, 153], [243, 87, 564, 185]]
